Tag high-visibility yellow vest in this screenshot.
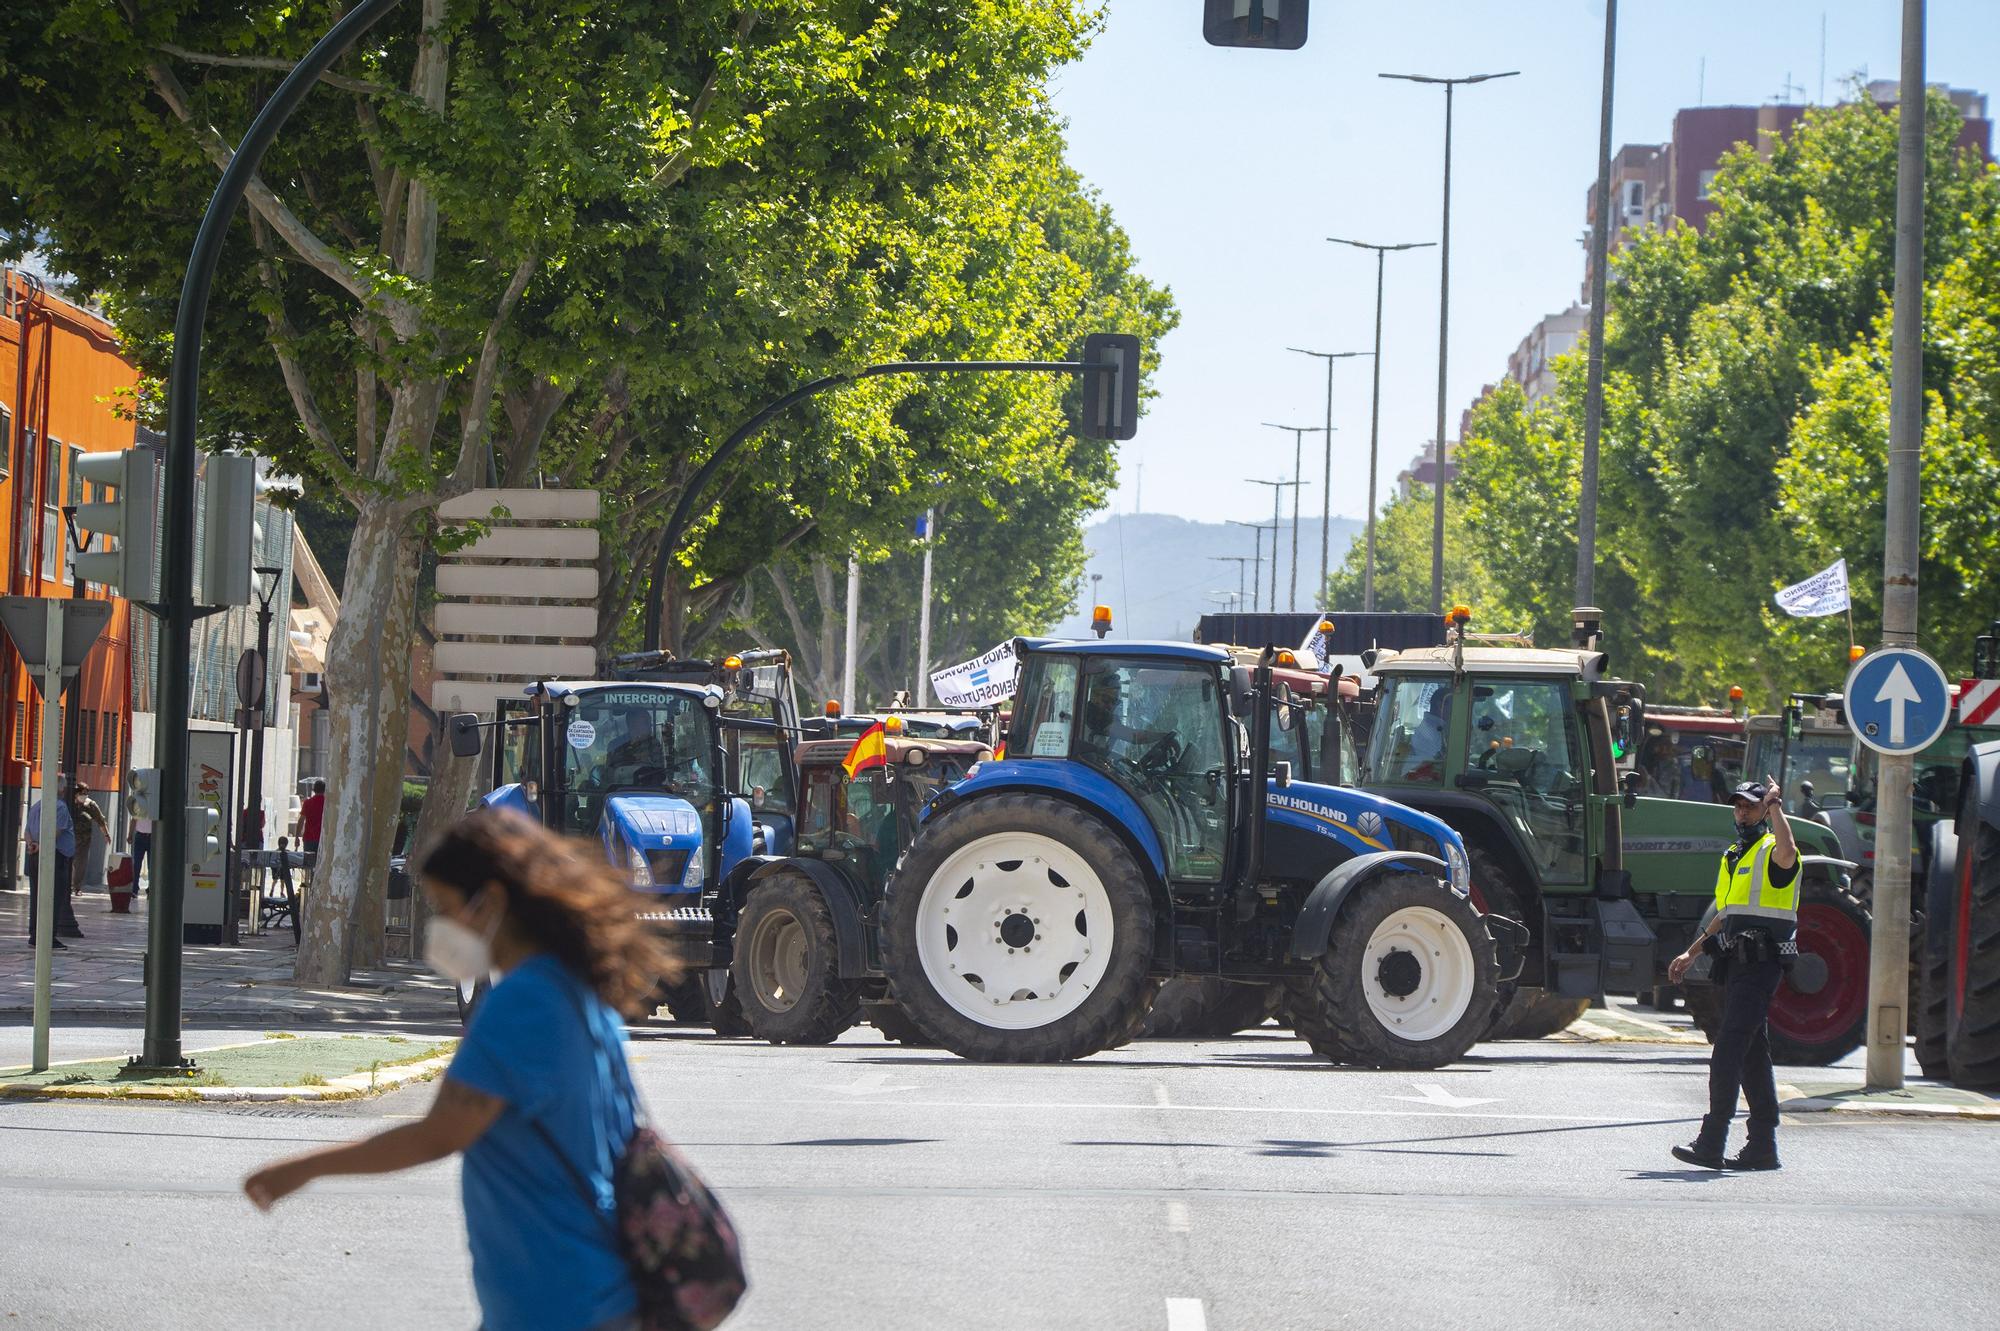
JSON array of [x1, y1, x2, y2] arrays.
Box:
[[1712, 830, 1799, 926]]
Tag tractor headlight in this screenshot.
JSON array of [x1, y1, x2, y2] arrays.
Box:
[[682, 852, 705, 890], [1446, 842, 1470, 897], [626, 843, 651, 887]]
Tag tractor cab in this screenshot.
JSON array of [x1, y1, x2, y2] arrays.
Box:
[[605, 647, 803, 855], [1745, 694, 1853, 818]]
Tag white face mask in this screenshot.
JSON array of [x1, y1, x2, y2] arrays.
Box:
[[424, 894, 499, 982]]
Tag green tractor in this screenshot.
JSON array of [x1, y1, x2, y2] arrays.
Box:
[[1355, 608, 1868, 1063]]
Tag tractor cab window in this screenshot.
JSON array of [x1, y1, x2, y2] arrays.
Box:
[[1364, 678, 1453, 784], [734, 735, 794, 814], [497, 699, 541, 796], [796, 764, 838, 851], [560, 688, 718, 835], [841, 770, 902, 872], [1012, 656, 1081, 759], [1464, 679, 1587, 884], [1075, 660, 1228, 883]]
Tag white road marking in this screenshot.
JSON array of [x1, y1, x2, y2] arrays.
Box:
[[1165, 1200, 1191, 1233], [1389, 1083, 1501, 1109], [813, 1071, 918, 1096], [679, 1095, 1672, 1125], [1153, 1083, 1172, 1107], [1166, 1297, 1207, 1331]]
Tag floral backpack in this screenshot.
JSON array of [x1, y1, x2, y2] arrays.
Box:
[[532, 983, 748, 1331]]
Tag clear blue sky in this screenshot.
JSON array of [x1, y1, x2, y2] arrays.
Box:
[[1048, 1, 2000, 526]]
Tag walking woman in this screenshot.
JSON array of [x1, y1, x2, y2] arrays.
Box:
[[244, 808, 675, 1331]]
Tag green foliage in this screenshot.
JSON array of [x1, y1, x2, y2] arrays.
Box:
[[1320, 483, 1496, 619], [1433, 92, 2000, 706]]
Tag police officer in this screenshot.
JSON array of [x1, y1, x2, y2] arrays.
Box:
[[1666, 775, 1799, 1171]]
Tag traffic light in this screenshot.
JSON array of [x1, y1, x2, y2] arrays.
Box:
[[1079, 333, 1141, 442], [200, 452, 258, 607], [71, 448, 158, 597], [125, 767, 159, 822], [185, 805, 222, 865], [1202, 0, 1309, 50]]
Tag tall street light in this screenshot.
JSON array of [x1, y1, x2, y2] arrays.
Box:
[[1287, 348, 1373, 603], [1226, 519, 1276, 612], [1325, 238, 1435, 611], [1247, 477, 1305, 612], [1210, 555, 1253, 612], [1260, 425, 1326, 611], [1575, 0, 1618, 614], [1381, 69, 1519, 613]]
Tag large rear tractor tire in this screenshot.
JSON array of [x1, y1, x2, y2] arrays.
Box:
[[1464, 846, 1583, 1040], [656, 973, 751, 1036], [1141, 978, 1280, 1039], [1288, 873, 1499, 1070], [1767, 878, 1871, 1066], [1916, 911, 1951, 1079], [1946, 822, 2000, 1087], [732, 874, 862, 1045], [881, 794, 1157, 1063]]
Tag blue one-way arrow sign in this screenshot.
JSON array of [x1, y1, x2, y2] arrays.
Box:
[[1844, 646, 1953, 756]]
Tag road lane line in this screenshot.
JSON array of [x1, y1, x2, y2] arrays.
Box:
[[649, 1095, 1696, 1125], [1165, 1200, 1191, 1233], [1153, 1083, 1172, 1107], [1166, 1298, 1206, 1330]]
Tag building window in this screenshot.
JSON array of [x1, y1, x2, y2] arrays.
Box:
[[104, 713, 120, 768], [0, 404, 10, 478], [19, 430, 36, 570], [1623, 180, 1644, 213], [1698, 169, 1719, 200], [81, 710, 97, 770], [11, 702, 21, 761]]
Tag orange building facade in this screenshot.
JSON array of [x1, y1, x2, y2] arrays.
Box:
[[0, 269, 139, 880]]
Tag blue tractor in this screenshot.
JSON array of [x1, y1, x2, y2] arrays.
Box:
[[876, 639, 1522, 1066], [473, 675, 786, 1030]]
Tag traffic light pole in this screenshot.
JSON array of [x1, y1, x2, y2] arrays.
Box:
[[138, 0, 406, 1071], [1866, 0, 1927, 1092], [29, 601, 62, 1072], [640, 350, 1130, 651]]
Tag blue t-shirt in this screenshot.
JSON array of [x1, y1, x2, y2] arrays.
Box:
[[447, 956, 638, 1331]]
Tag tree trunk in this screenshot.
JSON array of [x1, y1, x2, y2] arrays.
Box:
[[404, 739, 484, 946], [296, 499, 420, 985]]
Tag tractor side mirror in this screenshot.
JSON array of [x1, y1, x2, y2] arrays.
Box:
[[1272, 761, 1293, 789], [1620, 769, 1643, 809], [448, 713, 483, 759]]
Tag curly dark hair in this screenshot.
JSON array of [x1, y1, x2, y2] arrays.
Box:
[[417, 806, 679, 1018]]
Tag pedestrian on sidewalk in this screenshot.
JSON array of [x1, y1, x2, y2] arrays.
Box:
[[127, 807, 152, 895], [1666, 776, 1800, 1172], [298, 779, 325, 865], [243, 808, 698, 1331], [70, 786, 109, 898], [25, 780, 80, 946]]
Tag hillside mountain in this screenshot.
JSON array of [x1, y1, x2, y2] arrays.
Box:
[[1049, 512, 1364, 641]]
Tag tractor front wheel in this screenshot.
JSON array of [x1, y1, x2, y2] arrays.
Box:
[[1767, 879, 1871, 1066], [1290, 873, 1499, 1069], [881, 794, 1156, 1063]]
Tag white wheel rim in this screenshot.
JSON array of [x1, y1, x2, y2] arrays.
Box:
[[1360, 906, 1475, 1042], [913, 831, 1115, 1029]]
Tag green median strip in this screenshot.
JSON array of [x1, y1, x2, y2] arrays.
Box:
[[0, 1035, 458, 1099]]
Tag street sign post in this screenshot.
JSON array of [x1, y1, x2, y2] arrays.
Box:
[[1844, 646, 1952, 756], [0, 596, 112, 1072]]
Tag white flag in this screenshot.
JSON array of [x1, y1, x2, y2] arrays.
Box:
[[929, 640, 1019, 708], [1774, 558, 1850, 618]]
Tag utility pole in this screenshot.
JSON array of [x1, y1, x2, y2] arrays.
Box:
[[1226, 520, 1274, 613], [1575, 0, 1617, 609], [841, 555, 860, 714], [1260, 425, 1325, 611], [916, 510, 935, 707], [1381, 69, 1519, 613], [1287, 348, 1373, 601], [1326, 239, 1434, 612], [1210, 555, 1252, 612], [1867, 0, 1927, 1092], [1247, 477, 1304, 613]]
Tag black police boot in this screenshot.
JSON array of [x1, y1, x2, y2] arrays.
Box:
[[1671, 1140, 1726, 1170], [1725, 1143, 1781, 1171]]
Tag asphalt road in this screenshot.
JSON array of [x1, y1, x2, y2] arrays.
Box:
[[3, 1019, 1994, 1331]]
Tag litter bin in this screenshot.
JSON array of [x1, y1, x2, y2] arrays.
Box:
[[384, 855, 413, 960]]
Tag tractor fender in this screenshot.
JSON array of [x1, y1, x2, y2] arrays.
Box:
[[744, 857, 871, 979], [1924, 820, 1960, 968], [1287, 850, 1448, 961], [1972, 740, 2000, 834], [1798, 853, 1859, 885], [928, 760, 1169, 882]]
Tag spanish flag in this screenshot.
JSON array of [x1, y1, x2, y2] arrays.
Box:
[[841, 721, 888, 779]]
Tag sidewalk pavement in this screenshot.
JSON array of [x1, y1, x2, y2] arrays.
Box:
[[1, 885, 458, 1023]]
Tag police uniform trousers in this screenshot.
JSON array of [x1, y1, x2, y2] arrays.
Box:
[[1700, 953, 1784, 1150]]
